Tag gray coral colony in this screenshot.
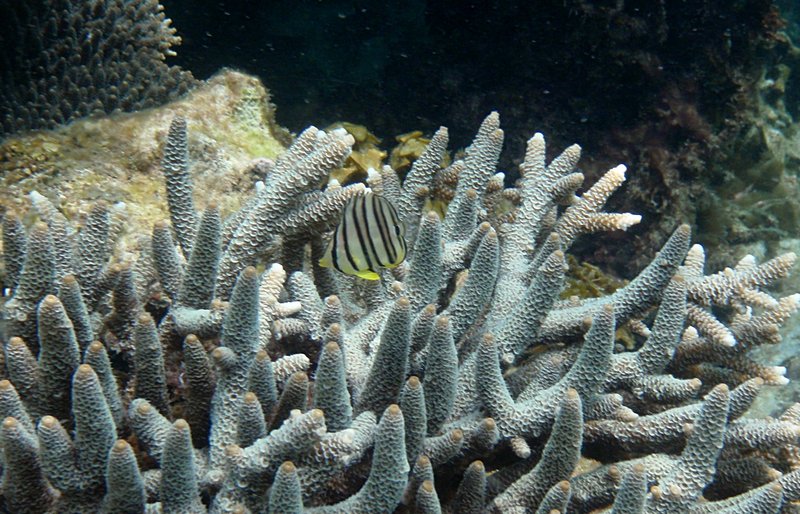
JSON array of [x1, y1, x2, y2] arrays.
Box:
[[1, 111, 800, 514]]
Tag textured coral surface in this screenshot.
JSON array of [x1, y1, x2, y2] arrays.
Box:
[[1, 102, 799, 513]]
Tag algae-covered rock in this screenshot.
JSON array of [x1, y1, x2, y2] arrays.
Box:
[[0, 69, 290, 248]]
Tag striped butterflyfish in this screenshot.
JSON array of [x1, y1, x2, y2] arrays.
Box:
[[319, 191, 407, 280]]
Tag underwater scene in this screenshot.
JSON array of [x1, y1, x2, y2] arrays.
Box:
[[1, 0, 800, 512]]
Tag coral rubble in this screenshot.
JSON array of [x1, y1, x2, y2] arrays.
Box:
[[1, 109, 799, 513]]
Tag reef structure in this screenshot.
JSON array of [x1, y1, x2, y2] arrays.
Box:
[[0, 111, 799, 513], [0, 0, 197, 137], [0, 68, 289, 252]]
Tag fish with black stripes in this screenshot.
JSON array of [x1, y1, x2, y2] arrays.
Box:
[[319, 191, 407, 280]]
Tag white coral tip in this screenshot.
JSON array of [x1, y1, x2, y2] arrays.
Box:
[[609, 164, 627, 179], [329, 127, 349, 137], [737, 254, 757, 268], [510, 436, 531, 458], [688, 244, 705, 257], [326, 178, 341, 190], [277, 301, 302, 317], [619, 214, 642, 230]]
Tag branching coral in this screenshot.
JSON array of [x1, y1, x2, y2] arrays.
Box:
[[0, 111, 798, 513], [0, 0, 196, 138]]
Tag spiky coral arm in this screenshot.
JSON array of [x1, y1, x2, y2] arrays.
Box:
[[1, 111, 799, 514]]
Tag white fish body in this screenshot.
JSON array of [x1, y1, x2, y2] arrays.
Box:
[[320, 191, 407, 280]]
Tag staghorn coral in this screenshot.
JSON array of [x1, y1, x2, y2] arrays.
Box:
[[0, 111, 799, 513]]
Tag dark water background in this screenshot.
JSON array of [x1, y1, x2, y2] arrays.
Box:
[[162, 0, 799, 155]]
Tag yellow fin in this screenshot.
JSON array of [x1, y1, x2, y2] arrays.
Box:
[[318, 255, 332, 269], [353, 270, 380, 280]]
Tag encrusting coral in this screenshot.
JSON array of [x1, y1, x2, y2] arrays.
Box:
[[1, 110, 799, 513]]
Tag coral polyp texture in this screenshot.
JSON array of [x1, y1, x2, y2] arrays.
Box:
[[0, 0, 197, 137], [1, 111, 799, 513]]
